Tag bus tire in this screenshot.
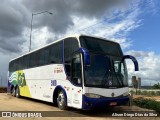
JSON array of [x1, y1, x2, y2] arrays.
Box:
[[57, 90, 67, 110], [12, 87, 16, 97], [15, 86, 21, 98]]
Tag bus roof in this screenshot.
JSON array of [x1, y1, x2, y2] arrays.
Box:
[[9, 34, 119, 62]]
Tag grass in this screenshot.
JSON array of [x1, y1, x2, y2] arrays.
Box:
[[130, 90, 160, 96], [133, 97, 160, 114]]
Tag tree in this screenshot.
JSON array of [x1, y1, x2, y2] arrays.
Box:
[[152, 82, 160, 89]]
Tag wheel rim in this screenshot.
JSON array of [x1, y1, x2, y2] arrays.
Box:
[[12, 89, 15, 94], [16, 88, 19, 97], [58, 92, 65, 106]]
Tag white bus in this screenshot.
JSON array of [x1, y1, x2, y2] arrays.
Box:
[[8, 35, 139, 110]]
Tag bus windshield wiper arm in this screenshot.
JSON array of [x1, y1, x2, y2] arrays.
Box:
[[101, 69, 111, 87]]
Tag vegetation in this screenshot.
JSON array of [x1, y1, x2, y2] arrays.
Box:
[[0, 87, 7, 93], [130, 89, 160, 96], [152, 83, 160, 89], [133, 98, 160, 114]]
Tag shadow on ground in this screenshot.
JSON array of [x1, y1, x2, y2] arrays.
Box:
[[16, 95, 140, 117]]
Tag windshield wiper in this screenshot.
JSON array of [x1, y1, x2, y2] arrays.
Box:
[[101, 69, 112, 87]]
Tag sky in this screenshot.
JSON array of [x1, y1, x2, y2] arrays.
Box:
[[0, 0, 160, 86]]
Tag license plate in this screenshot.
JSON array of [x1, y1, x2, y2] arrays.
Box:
[[109, 102, 117, 106]]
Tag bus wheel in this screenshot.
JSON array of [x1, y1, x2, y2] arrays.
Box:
[[12, 87, 16, 97], [57, 90, 67, 110], [15, 86, 21, 98]]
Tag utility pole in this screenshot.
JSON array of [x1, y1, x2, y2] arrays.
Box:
[[29, 11, 53, 52], [0, 76, 2, 86]]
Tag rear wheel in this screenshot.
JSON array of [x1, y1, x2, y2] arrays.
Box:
[[12, 87, 16, 97], [57, 90, 67, 110], [15, 86, 20, 98]]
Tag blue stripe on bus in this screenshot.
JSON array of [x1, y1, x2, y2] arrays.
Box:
[[82, 95, 129, 110]]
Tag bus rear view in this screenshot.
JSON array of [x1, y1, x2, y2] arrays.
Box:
[[79, 36, 138, 109]]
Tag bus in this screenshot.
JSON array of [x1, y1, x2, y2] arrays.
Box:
[[8, 35, 139, 110]]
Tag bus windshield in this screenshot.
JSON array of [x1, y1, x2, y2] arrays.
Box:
[[80, 36, 128, 88], [80, 36, 123, 56]]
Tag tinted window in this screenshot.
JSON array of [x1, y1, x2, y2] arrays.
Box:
[[80, 36, 123, 57], [9, 61, 14, 72], [23, 55, 29, 69], [18, 58, 23, 70], [71, 54, 82, 86], [9, 41, 64, 72], [39, 48, 50, 66], [64, 38, 79, 63], [64, 38, 79, 77], [29, 52, 37, 68], [50, 41, 62, 63]]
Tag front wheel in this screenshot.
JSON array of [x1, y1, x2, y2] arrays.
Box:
[[57, 90, 67, 110]]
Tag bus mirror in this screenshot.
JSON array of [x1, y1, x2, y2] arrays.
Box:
[[122, 55, 139, 71], [79, 48, 90, 66]]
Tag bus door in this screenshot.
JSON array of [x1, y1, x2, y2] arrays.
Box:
[[71, 54, 83, 108]]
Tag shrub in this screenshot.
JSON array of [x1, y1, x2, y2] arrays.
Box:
[[130, 90, 135, 95], [150, 91, 156, 96], [137, 90, 141, 95], [141, 90, 147, 95], [133, 98, 160, 114], [147, 91, 152, 96], [155, 91, 160, 96], [0, 87, 7, 93]]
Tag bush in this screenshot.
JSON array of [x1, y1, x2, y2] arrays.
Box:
[[130, 90, 135, 95], [133, 98, 160, 114], [152, 83, 160, 89], [130, 89, 160, 96], [155, 91, 160, 96], [137, 90, 141, 95], [147, 91, 156, 96], [150, 91, 156, 96], [141, 90, 147, 95], [0, 87, 7, 93]]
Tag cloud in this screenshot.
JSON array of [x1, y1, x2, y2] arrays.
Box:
[[0, 0, 29, 53], [126, 50, 160, 85], [22, 0, 127, 34], [126, 50, 149, 58], [0, 0, 129, 53], [145, 0, 160, 14], [68, 3, 141, 49], [0, 0, 159, 86]]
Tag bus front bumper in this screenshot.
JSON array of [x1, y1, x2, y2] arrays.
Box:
[[82, 95, 129, 110]]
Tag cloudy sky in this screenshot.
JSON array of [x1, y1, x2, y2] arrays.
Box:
[[0, 0, 160, 86]]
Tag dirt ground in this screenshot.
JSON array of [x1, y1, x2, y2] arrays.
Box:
[[0, 93, 159, 120]]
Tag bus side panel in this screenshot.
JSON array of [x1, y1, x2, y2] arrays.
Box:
[[8, 70, 32, 97], [21, 64, 67, 101], [8, 64, 83, 109]]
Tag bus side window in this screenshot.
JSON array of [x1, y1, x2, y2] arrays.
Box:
[[64, 38, 79, 77], [50, 41, 63, 64]]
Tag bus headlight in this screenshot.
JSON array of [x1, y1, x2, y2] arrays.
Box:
[[123, 92, 129, 96], [85, 93, 101, 98]]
